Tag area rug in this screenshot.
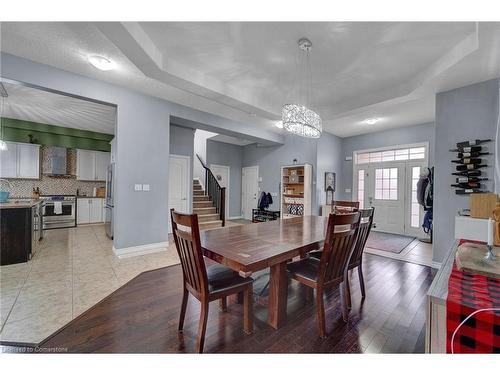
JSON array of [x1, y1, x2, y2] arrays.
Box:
[[365, 231, 416, 254]]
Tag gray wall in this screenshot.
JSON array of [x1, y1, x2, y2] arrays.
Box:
[[243, 134, 319, 212], [170, 124, 195, 211], [338, 122, 435, 200], [206, 139, 244, 218], [316, 132, 343, 213], [433, 78, 499, 263]]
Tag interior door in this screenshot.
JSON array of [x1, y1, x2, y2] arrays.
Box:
[[168, 155, 189, 233], [241, 166, 259, 220], [366, 163, 406, 234], [210, 164, 229, 219]]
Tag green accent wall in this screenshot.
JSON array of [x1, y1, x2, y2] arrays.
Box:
[[1, 117, 113, 151]]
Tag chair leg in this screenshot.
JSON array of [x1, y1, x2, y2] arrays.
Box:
[[196, 300, 209, 353], [345, 273, 352, 310], [340, 283, 349, 323], [178, 288, 189, 332], [316, 289, 326, 338], [358, 264, 366, 298], [243, 286, 254, 334], [219, 297, 227, 312]]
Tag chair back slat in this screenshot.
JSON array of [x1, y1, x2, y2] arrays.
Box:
[[318, 212, 361, 286], [349, 208, 374, 268], [170, 209, 208, 295], [332, 200, 360, 209]]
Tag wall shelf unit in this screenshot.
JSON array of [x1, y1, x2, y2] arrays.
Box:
[[280, 163, 312, 219]]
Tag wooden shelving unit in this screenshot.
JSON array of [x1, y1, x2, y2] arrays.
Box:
[[280, 163, 312, 219]]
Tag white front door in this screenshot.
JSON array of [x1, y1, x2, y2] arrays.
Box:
[[168, 155, 190, 233], [241, 166, 259, 220], [210, 164, 230, 219], [365, 163, 406, 234]]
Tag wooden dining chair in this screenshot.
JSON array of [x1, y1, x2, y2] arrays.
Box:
[[344, 208, 374, 309], [287, 212, 361, 338], [170, 209, 254, 353], [332, 200, 359, 210]]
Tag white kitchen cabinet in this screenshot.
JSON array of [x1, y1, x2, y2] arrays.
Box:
[[77, 198, 104, 224], [0, 141, 40, 179], [76, 149, 110, 181]]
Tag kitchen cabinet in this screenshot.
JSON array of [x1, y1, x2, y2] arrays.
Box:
[[76, 149, 110, 181], [77, 198, 104, 224], [0, 141, 40, 179]]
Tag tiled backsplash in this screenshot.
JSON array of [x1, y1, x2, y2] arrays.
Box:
[[1, 147, 105, 197]]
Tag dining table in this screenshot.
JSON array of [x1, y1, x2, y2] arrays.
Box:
[[200, 215, 329, 329]]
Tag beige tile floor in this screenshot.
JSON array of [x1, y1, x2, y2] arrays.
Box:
[[0, 224, 180, 344], [365, 236, 433, 267]]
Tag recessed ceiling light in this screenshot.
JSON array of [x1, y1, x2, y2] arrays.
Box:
[[88, 55, 116, 71], [363, 118, 381, 125], [275, 121, 283, 129]]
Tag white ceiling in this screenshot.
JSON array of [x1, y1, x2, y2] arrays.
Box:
[[1, 22, 500, 138], [209, 134, 254, 146], [0, 81, 116, 134]]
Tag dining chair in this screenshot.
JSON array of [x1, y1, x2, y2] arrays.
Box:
[[344, 208, 374, 309], [287, 212, 361, 338], [332, 200, 360, 210], [170, 209, 254, 353]]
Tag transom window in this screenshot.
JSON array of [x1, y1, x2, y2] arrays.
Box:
[[356, 146, 426, 165], [375, 168, 398, 200]]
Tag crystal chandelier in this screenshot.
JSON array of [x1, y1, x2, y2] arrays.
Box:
[[282, 38, 322, 138]]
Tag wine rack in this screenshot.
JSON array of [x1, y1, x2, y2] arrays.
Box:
[[449, 139, 492, 195]]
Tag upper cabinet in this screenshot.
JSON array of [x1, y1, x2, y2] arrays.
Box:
[[76, 149, 110, 181], [0, 142, 40, 179]]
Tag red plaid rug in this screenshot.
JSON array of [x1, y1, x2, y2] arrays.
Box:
[[446, 241, 500, 353]]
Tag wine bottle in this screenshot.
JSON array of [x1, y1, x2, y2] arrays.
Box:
[[449, 146, 482, 153], [455, 176, 488, 183], [452, 158, 482, 164], [452, 170, 482, 177], [455, 164, 487, 171], [456, 139, 491, 148], [458, 151, 489, 158], [451, 182, 482, 189], [455, 188, 484, 195]]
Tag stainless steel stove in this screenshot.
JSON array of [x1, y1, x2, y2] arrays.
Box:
[[41, 195, 76, 229]]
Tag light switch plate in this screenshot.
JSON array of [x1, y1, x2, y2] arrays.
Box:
[[345, 188, 351, 193], [142, 184, 150, 191], [134, 184, 142, 191], [345, 156, 353, 161], [271, 192, 278, 197]]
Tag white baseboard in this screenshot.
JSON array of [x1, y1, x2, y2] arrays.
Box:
[[228, 216, 243, 220], [431, 261, 442, 269], [113, 241, 169, 259]]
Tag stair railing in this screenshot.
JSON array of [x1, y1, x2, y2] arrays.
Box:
[[196, 154, 226, 227]]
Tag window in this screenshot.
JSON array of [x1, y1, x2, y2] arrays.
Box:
[[355, 146, 426, 165], [357, 170, 365, 209], [411, 166, 421, 228], [375, 168, 398, 200]]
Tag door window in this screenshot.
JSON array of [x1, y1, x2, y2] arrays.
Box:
[[375, 168, 398, 200], [411, 166, 421, 228], [357, 170, 365, 209]]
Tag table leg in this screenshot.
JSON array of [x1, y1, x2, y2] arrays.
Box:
[[268, 261, 288, 329]]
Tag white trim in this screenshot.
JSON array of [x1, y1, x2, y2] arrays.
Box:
[[352, 141, 430, 158], [228, 215, 243, 220], [210, 164, 230, 219], [113, 241, 169, 258]]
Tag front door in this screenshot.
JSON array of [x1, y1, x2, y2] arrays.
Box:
[[241, 166, 259, 220], [168, 155, 189, 233], [365, 163, 406, 234], [210, 164, 230, 219]]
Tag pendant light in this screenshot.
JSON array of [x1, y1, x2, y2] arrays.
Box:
[[282, 38, 322, 138]]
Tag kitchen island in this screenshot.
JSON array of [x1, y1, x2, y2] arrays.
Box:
[[0, 198, 42, 265]]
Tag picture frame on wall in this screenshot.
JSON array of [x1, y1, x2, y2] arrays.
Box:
[[325, 172, 335, 205]]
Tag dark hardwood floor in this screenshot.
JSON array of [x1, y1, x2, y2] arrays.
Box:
[[5, 254, 436, 353]]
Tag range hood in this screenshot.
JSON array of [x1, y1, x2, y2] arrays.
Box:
[[43, 146, 72, 177]]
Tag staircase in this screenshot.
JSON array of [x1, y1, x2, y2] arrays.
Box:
[[193, 179, 223, 230]]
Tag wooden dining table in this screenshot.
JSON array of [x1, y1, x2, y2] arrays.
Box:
[[200, 215, 329, 329]]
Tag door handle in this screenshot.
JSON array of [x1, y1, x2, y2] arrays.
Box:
[[181, 198, 187, 201]]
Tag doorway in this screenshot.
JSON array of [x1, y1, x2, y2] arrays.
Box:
[[168, 154, 190, 232], [210, 164, 230, 219], [241, 166, 259, 220]]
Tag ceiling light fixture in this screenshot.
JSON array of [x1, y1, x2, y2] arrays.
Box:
[[88, 55, 116, 71], [363, 118, 381, 125], [282, 38, 322, 139]]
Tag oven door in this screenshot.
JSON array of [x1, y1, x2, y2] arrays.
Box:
[[42, 201, 76, 229]]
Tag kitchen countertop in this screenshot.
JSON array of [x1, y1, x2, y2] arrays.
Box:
[[77, 196, 105, 199], [0, 198, 42, 209]]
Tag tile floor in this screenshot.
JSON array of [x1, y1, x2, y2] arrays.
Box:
[[0, 224, 181, 344]]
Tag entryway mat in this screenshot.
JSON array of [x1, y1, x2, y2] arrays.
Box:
[[366, 231, 416, 254]]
